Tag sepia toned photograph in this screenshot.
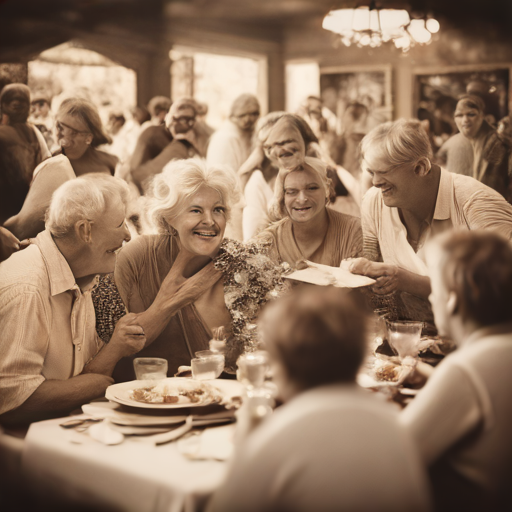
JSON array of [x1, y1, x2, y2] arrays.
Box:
[[1, 1, 512, 512]]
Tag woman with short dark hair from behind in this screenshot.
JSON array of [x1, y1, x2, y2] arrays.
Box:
[[401, 230, 512, 512], [208, 286, 431, 512], [261, 286, 366, 396]]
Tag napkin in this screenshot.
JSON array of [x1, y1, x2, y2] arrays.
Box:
[[285, 260, 375, 288], [178, 424, 235, 461]]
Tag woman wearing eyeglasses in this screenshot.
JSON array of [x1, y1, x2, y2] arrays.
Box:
[[4, 97, 118, 240], [253, 116, 362, 268], [130, 98, 202, 194]]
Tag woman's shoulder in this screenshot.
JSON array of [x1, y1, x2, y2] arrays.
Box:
[[252, 217, 289, 241], [327, 208, 362, 230], [92, 148, 119, 173], [32, 154, 75, 182], [120, 233, 175, 259], [115, 234, 177, 286]]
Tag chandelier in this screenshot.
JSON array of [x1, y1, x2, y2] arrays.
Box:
[[322, 2, 440, 52]]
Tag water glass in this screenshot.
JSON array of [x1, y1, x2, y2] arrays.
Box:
[[236, 351, 269, 389], [386, 321, 423, 358], [133, 357, 168, 380], [191, 350, 225, 380]]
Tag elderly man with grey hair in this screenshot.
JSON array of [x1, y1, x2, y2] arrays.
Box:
[[0, 174, 145, 425], [350, 118, 512, 328], [207, 94, 261, 240]]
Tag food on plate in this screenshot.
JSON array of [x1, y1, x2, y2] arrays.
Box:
[[129, 379, 221, 405], [131, 386, 180, 404], [375, 364, 399, 382]]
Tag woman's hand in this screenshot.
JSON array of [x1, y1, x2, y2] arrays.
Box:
[[134, 251, 223, 347], [157, 249, 223, 309], [349, 257, 400, 295], [158, 255, 222, 310], [0, 226, 22, 262]]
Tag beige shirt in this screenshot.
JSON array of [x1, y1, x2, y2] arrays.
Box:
[[255, 207, 362, 268], [207, 121, 251, 241], [209, 384, 431, 512], [401, 324, 512, 510], [0, 230, 102, 415], [362, 168, 512, 275], [242, 170, 273, 241]]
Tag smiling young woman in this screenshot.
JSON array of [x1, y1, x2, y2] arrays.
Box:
[[254, 156, 362, 268]]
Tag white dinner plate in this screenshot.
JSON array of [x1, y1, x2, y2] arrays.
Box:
[[105, 377, 243, 409]]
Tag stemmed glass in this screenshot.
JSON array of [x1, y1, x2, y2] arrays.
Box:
[[386, 320, 424, 359]]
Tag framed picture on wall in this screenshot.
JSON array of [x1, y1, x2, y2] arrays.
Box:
[[319, 65, 393, 171], [413, 64, 511, 152]]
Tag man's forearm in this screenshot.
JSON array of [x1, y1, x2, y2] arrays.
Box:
[[135, 294, 183, 347], [82, 343, 125, 376], [0, 374, 112, 425], [397, 268, 431, 299]]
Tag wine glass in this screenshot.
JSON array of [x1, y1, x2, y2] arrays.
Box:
[[386, 321, 423, 358]]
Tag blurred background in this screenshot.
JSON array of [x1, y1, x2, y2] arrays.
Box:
[[0, 0, 511, 136]]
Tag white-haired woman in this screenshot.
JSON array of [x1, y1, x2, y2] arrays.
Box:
[[254, 156, 362, 268], [94, 158, 285, 381]]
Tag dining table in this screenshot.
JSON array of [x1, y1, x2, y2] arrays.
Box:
[[22, 415, 234, 512], [1, 333, 450, 512], [3, 378, 244, 512]]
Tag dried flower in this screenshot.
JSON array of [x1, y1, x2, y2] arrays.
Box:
[[214, 239, 290, 362]]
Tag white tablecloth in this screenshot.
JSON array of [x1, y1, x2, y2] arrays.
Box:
[[22, 416, 234, 512]]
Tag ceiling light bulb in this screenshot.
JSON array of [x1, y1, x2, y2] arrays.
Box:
[[426, 18, 440, 34], [322, 9, 353, 34], [408, 19, 432, 44], [394, 34, 411, 50], [360, 34, 371, 46]]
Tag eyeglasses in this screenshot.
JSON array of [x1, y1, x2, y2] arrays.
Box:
[[235, 111, 260, 119], [56, 120, 91, 138], [172, 116, 195, 124]]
